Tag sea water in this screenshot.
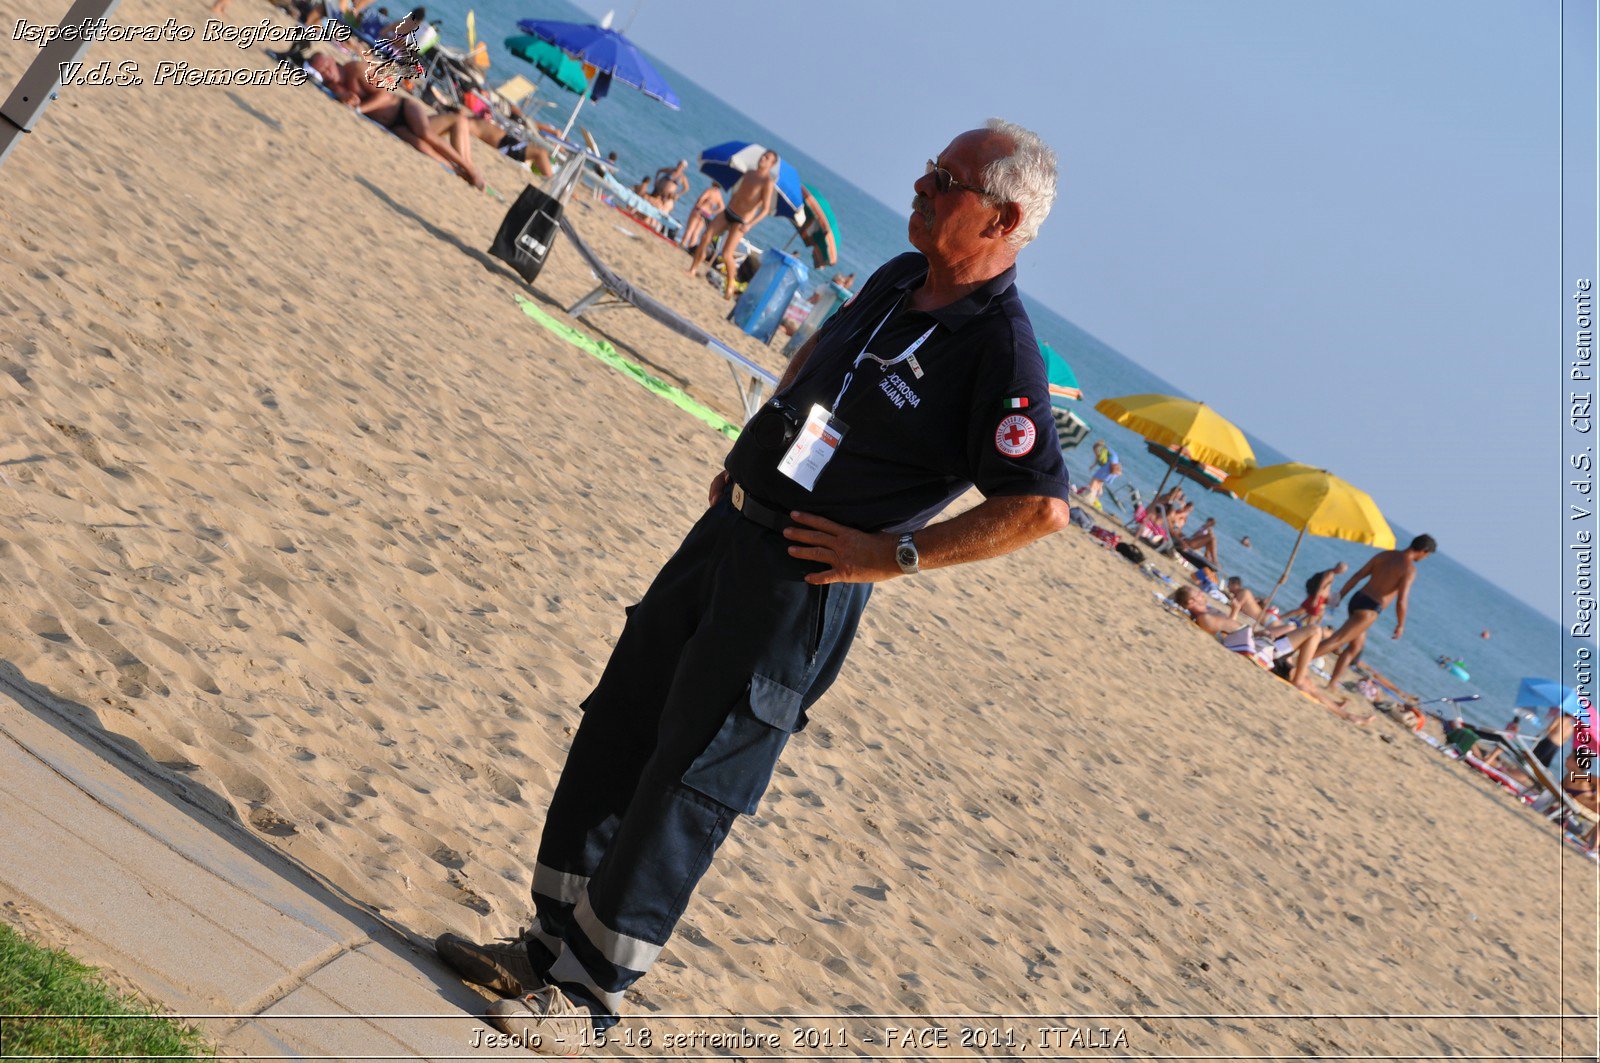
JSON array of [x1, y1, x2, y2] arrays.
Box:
[[419, 0, 1565, 727]]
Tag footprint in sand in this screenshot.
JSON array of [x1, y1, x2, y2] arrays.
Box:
[[249, 806, 298, 837], [448, 871, 491, 914], [481, 762, 523, 803], [430, 845, 466, 870], [25, 611, 73, 644], [45, 418, 127, 477]]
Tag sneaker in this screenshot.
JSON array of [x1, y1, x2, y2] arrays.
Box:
[[487, 986, 591, 1057], [435, 931, 543, 998]]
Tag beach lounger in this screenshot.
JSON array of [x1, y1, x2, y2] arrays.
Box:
[[1502, 742, 1600, 838], [557, 216, 778, 420], [576, 172, 681, 238]]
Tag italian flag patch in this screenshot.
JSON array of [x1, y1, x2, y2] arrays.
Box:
[[1003, 397, 1030, 410]]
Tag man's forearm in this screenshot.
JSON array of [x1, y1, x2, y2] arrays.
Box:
[[784, 492, 1070, 585], [775, 332, 819, 393], [914, 494, 1071, 572]]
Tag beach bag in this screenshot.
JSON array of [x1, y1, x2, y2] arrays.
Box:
[[1088, 526, 1119, 549], [490, 184, 565, 283], [1115, 542, 1145, 565]]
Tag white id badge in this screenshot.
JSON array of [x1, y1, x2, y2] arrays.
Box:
[[776, 404, 848, 491]]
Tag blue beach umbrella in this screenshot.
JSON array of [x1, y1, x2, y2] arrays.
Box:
[[697, 141, 805, 220], [515, 16, 679, 138], [1515, 677, 1584, 716]]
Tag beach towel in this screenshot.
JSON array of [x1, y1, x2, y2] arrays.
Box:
[[1221, 627, 1256, 654], [514, 296, 742, 440], [591, 172, 681, 237]]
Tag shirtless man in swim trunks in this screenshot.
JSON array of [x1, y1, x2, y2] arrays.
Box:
[[687, 149, 780, 299], [1317, 534, 1436, 690]]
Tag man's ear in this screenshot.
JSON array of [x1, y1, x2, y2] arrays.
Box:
[[989, 201, 1023, 240]]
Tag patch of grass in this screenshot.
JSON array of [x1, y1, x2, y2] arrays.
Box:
[[0, 921, 214, 1059]]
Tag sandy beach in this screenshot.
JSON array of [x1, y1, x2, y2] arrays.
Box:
[[0, 2, 1595, 1057]]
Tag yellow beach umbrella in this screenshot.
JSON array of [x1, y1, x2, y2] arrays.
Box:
[[1094, 393, 1256, 474], [1225, 462, 1396, 610], [1093, 394, 1255, 532]]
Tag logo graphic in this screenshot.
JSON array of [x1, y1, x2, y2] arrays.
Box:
[[366, 24, 425, 90], [995, 414, 1036, 457]]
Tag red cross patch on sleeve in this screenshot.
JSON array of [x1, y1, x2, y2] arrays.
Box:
[[995, 414, 1037, 457]]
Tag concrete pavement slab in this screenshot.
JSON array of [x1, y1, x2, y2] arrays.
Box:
[[0, 681, 528, 1061]]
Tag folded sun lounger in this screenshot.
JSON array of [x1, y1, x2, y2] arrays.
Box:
[[557, 216, 778, 420]]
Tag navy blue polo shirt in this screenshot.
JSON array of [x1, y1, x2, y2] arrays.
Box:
[[723, 252, 1073, 534]]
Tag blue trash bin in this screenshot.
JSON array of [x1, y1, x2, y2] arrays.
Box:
[[731, 249, 810, 343]]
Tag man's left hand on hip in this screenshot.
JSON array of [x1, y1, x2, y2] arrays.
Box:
[[784, 511, 901, 585]]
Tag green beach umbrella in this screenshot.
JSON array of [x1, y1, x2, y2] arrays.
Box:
[[504, 35, 589, 95], [1041, 342, 1082, 402]]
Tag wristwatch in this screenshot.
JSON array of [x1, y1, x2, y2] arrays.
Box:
[[895, 532, 920, 575]]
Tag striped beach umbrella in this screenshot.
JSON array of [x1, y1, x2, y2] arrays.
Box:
[[1042, 343, 1082, 401], [698, 142, 805, 221], [797, 184, 839, 267]]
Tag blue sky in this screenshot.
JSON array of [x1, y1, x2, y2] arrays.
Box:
[[577, 0, 1572, 619]]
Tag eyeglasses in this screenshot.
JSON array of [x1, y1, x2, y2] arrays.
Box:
[[925, 159, 994, 199]]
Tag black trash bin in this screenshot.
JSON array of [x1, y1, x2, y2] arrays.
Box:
[[490, 184, 564, 284]]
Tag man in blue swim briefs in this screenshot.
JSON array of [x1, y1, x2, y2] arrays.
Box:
[[1315, 534, 1437, 690]]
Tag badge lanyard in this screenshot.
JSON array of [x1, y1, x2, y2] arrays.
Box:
[[778, 298, 936, 492], [830, 297, 937, 413]]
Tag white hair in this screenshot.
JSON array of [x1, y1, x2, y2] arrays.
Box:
[[980, 117, 1058, 247]]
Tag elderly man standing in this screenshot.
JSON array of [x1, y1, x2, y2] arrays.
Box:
[[438, 120, 1072, 1053]]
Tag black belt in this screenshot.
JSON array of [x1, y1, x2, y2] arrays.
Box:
[[729, 482, 789, 532]]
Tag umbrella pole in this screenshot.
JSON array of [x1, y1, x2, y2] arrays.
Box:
[[559, 78, 593, 142], [1260, 525, 1307, 615], [1144, 464, 1175, 524]]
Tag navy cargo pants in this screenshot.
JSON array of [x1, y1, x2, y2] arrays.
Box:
[[522, 496, 872, 1026]]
